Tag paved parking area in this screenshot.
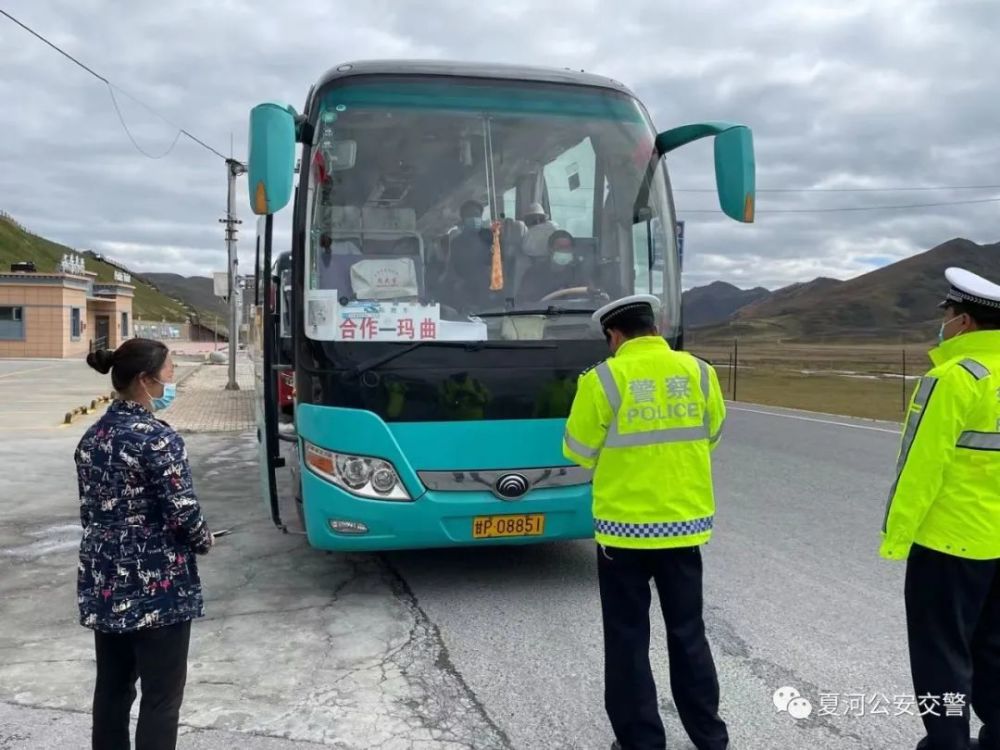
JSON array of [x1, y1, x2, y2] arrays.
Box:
[[0, 425, 502, 749], [160, 358, 255, 432], [0, 358, 198, 431]]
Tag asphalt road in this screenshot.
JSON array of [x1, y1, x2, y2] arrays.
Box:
[[387, 404, 936, 750], [1, 401, 959, 749]]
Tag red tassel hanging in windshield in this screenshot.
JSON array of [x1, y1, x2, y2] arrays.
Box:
[[489, 220, 504, 291]]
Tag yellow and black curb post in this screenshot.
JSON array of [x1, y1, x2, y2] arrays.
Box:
[[62, 392, 115, 426]]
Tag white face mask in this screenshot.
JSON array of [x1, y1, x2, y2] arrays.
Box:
[[938, 315, 963, 344], [552, 251, 573, 266]]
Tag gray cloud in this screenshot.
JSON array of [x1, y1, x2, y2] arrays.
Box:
[[1, 0, 997, 288]]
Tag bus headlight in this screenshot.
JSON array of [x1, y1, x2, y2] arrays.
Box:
[[304, 442, 411, 501]]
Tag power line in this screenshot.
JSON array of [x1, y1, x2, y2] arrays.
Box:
[[1, 8, 229, 162], [675, 184, 1000, 193], [548, 195, 1000, 215], [679, 196, 1000, 214], [107, 85, 181, 159]]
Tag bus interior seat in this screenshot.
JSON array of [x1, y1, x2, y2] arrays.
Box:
[[349, 257, 422, 301], [326, 206, 363, 232], [315, 252, 425, 303], [314, 252, 359, 300]]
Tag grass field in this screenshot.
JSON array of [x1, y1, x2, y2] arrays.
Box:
[[688, 342, 934, 422]]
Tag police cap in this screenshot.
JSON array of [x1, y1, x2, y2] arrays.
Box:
[[592, 294, 661, 330], [939, 267, 1000, 311]]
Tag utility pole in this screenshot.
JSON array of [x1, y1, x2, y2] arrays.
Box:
[[220, 158, 246, 390]]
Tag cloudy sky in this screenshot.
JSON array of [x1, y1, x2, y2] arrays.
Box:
[[1, 0, 997, 290]]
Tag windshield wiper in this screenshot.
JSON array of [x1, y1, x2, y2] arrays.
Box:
[[471, 306, 598, 318], [348, 340, 555, 377]]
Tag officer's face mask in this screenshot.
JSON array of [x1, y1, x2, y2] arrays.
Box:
[[463, 217, 483, 231], [938, 314, 965, 344]]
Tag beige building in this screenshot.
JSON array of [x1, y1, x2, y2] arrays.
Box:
[[0, 269, 134, 358]]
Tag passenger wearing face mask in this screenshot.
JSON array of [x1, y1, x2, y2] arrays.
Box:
[[443, 199, 494, 310], [522, 202, 559, 258], [78, 338, 213, 750], [881, 267, 1000, 750], [518, 230, 584, 302]]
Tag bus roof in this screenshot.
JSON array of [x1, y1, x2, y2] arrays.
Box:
[[307, 59, 636, 110]]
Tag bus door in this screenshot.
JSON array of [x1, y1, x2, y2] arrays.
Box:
[[255, 218, 305, 533]]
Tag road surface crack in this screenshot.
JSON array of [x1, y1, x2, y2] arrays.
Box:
[[379, 554, 515, 750]]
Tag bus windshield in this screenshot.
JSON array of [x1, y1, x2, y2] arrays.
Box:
[[303, 76, 678, 344]]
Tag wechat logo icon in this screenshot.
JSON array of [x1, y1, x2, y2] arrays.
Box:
[[774, 686, 813, 720]]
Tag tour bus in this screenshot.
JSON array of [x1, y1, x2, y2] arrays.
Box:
[[247, 60, 754, 551]]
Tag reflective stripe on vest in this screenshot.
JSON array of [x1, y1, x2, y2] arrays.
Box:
[[696, 358, 723, 444], [594, 515, 714, 539], [596, 358, 711, 448], [564, 430, 599, 458], [882, 375, 938, 532], [957, 431, 1000, 451], [958, 358, 991, 381], [595, 362, 622, 412]]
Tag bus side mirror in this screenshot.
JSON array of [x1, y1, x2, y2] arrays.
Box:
[[247, 103, 296, 215], [714, 126, 755, 223], [656, 122, 756, 223]]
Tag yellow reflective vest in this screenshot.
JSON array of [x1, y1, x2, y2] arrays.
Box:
[[881, 330, 1000, 561], [562, 336, 725, 549]]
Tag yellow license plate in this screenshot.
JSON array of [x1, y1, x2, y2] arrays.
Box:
[[472, 514, 546, 539]]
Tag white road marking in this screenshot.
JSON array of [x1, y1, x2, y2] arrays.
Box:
[[0, 364, 61, 380], [728, 405, 901, 434]]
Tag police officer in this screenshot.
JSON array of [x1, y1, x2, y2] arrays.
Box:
[[882, 267, 1000, 750], [562, 294, 728, 750]]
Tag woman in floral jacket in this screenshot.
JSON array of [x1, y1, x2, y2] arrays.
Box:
[[77, 338, 213, 750]]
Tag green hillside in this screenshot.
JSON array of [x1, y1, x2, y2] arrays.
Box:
[[0, 211, 195, 322], [691, 238, 1000, 344]]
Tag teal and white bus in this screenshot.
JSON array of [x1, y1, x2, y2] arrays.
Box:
[[248, 60, 754, 552]]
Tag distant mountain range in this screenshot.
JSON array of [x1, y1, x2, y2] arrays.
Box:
[[681, 281, 771, 327], [143, 273, 229, 324], [684, 238, 1000, 342]]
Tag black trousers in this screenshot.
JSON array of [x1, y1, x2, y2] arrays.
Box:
[[92, 620, 192, 750], [597, 544, 728, 750], [906, 544, 1000, 750]]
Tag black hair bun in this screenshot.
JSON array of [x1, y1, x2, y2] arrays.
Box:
[[86, 349, 115, 375]]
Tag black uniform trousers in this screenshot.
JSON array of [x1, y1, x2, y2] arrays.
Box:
[[906, 544, 1000, 750], [92, 620, 192, 750], [597, 544, 728, 750]]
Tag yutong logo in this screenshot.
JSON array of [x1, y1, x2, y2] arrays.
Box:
[[493, 473, 529, 500]]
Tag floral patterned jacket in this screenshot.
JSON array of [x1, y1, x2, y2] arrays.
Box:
[[76, 400, 212, 633]]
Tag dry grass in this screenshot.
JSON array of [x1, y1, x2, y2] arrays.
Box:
[[688, 342, 931, 423]]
